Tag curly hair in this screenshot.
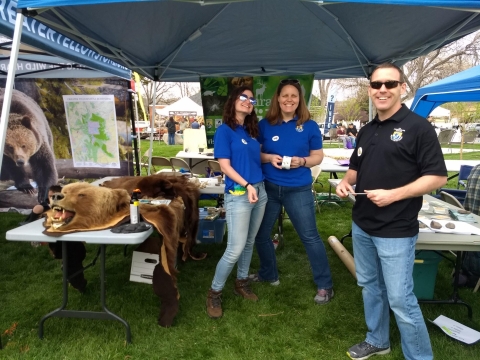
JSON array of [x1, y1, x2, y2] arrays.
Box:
[[222, 86, 259, 138], [265, 80, 310, 127]]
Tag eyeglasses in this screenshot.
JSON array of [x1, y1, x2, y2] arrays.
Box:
[[280, 79, 300, 85], [239, 94, 257, 105], [369, 80, 403, 89]]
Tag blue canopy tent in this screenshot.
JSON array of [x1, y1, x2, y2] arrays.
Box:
[[411, 65, 480, 117], [2, 0, 480, 175]]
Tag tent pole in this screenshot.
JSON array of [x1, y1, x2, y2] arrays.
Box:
[[147, 77, 157, 175], [0, 10, 23, 176], [128, 87, 141, 176]]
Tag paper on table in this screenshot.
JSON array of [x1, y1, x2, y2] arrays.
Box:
[[418, 219, 480, 235], [430, 315, 480, 344]]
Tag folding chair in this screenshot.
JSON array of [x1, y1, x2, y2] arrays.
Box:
[[440, 191, 464, 209], [207, 160, 223, 177], [151, 156, 174, 174], [311, 165, 322, 213], [457, 165, 473, 189], [206, 160, 224, 207], [170, 157, 200, 177], [437, 129, 455, 153], [140, 149, 156, 174]]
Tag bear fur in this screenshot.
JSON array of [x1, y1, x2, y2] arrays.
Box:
[[101, 174, 202, 261], [44, 182, 131, 232], [0, 88, 57, 202]]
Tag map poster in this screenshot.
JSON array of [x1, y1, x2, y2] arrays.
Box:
[[63, 95, 120, 168], [200, 75, 314, 146]]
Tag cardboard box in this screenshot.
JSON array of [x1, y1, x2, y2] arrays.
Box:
[[413, 250, 443, 299], [129, 251, 159, 284]]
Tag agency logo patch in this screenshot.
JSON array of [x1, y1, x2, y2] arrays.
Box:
[[295, 125, 303, 132], [391, 128, 405, 142], [357, 147, 363, 156]]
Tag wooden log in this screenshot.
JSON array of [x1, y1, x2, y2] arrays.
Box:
[[0, 189, 38, 209]]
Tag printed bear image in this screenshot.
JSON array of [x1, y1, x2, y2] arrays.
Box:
[[0, 88, 58, 202]]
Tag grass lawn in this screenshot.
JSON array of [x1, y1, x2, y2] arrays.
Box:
[[1, 142, 479, 359]]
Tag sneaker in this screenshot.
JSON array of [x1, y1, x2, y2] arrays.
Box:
[[248, 273, 280, 286], [347, 341, 391, 360], [314, 288, 334, 305]]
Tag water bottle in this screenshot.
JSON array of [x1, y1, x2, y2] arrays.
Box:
[[272, 233, 279, 250], [130, 188, 141, 224]]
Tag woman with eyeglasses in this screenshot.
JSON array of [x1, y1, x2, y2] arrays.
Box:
[[249, 79, 334, 305], [206, 86, 267, 319]]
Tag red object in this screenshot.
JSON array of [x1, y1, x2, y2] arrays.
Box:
[[130, 79, 136, 92]]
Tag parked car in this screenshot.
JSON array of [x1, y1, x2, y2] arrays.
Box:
[[318, 123, 330, 140], [467, 122, 480, 137]]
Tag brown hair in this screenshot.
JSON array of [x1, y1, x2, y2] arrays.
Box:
[[265, 80, 311, 126], [49, 185, 63, 193], [222, 86, 259, 138], [371, 63, 405, 83]]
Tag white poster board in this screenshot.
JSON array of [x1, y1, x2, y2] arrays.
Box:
[[183, 128, 207, 152]]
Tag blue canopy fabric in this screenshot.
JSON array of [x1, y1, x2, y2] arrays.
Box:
[[411, 65, 480, 118], [14, 0, 480, 81], [1, 0, 131, 79]]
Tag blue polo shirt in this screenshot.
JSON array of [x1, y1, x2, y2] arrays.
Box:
[[258, 118, 322, 187], [214, 124, 264, 193]]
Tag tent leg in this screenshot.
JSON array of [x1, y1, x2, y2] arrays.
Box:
[[0, 10, 23, 174], [128, 87, 141, 176]]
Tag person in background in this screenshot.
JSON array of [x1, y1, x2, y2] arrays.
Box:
[[191, 118, 200, 129], [166, 116, 178, 145], [336, 62, 447, 360], [206, 86, 267, 319], [347, 123, 357, 147], [336, 125, 350, 149], [199, 120, 205, 130], [20, 184, 63, 225], [250, 79, 334, 305]]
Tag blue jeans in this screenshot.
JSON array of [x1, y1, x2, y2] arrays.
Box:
[[168, 133, 175, 145], [211, 182, 267, 291], [254, 181, 333, 290], [352, 222, 433, 360]]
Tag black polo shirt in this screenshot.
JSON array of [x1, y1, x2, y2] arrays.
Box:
[[350, 104, 447, 238]]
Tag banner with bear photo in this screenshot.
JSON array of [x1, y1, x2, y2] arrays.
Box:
[[0, 77, 132, 211], [200, 75, 314, 146]]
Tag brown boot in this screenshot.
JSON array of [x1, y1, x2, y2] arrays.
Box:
[[206, 289, 223, 319], [234, 278, 258, 301]]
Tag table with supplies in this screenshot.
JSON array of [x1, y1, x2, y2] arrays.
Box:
[[6, 219, 153, 342], [328, 178, 480, 318]]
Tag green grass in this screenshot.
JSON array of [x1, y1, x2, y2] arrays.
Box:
[[1, 145, 480, 359]]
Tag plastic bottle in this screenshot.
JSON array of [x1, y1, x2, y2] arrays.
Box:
[[130, 188, 141, 224]]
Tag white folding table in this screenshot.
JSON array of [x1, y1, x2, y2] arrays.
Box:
[[6, 219, 153, 343]]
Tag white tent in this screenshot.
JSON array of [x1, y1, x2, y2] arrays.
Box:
[[404, 99, 450, 118], [157, 97, 203, 117]]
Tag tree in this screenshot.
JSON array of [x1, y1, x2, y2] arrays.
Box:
[[140, 78, 178, 107], [175, 82, 200, 98], [402, 32, 480, 99], [317, 79, 334, 107], [337, 98, 364, 124]]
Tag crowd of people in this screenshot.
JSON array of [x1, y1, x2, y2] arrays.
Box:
[[207, 63, 452, 360]]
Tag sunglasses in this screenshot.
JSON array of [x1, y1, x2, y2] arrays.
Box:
[[280, 79, 300, 85], [239, 93, 257, 105], [369, 80, 403, 89]]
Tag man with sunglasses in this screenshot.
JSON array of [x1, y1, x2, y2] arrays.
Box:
[[336, 63, 447, 360]]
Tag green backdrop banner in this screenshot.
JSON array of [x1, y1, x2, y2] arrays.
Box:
[[200, 75, 314, 147]]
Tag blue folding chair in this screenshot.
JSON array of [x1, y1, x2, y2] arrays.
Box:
[[458, 165, 474, 189]]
